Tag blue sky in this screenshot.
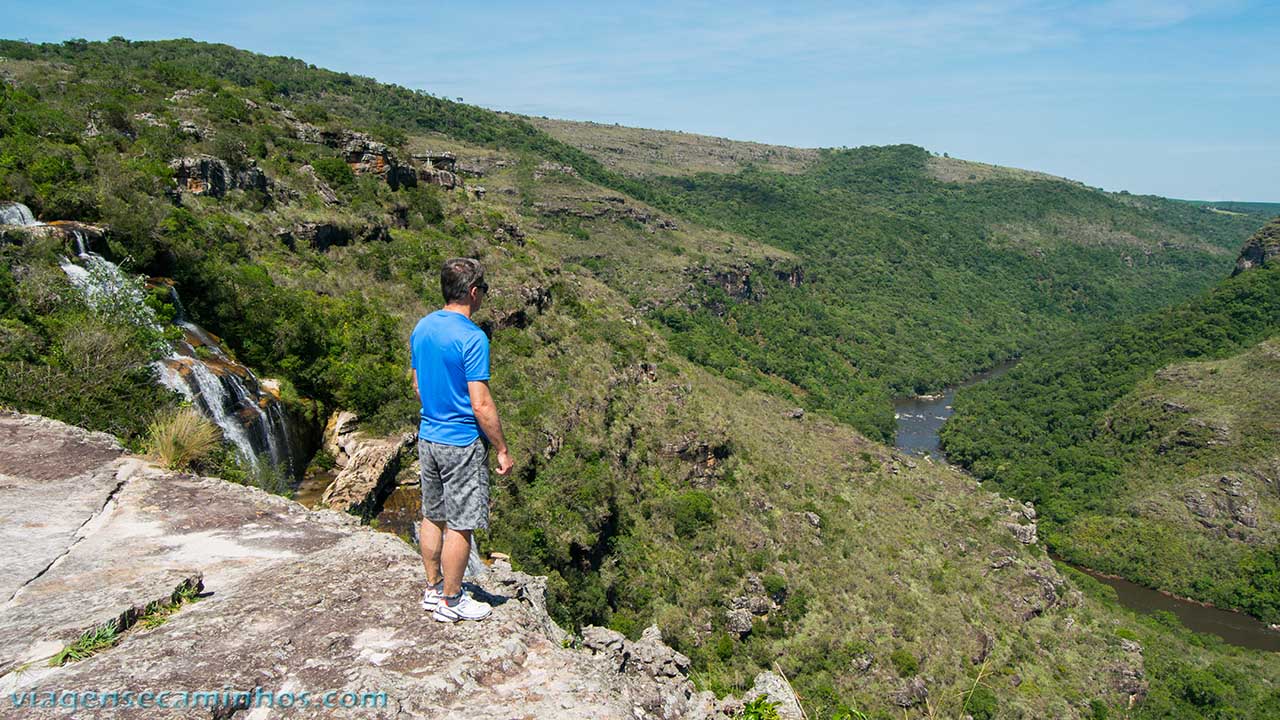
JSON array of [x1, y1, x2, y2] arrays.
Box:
[[7, 1, 1279, 200]]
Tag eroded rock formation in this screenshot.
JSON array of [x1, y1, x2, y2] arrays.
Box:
[[169, 155, 271, 198], [319, 412, 413, 518]]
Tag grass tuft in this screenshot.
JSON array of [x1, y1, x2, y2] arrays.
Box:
[[147, 407, 220, 470], [48, 622, 119, 666]]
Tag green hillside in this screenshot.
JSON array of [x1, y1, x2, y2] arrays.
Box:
[[1182, 200, 1280, 216], [943, 219, 1280, 623], [536, 121, 1272, 441], [2, 38, 1279, 718]]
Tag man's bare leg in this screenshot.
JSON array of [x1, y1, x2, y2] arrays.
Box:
[[441, 528, 472, 598], [420, 519, 446, 586]]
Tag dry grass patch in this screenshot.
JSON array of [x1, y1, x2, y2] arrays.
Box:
[[147, 407, 220, 470]]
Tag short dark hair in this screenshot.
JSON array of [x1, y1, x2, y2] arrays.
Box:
[[440, 257, 486, 303]]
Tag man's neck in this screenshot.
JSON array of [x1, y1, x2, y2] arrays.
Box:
[[442, 302, 472, 318]]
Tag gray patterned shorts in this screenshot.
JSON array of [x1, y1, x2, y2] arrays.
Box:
[[419, 437, 490, 530]]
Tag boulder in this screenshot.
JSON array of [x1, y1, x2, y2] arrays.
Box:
[[323, 409, 361, 465], [891, 676, 929, 707], [726, 608, 754, 636], [320, 431, 414, 517], [1005, 521, 1038, 545], [741, 671, 805, 720], [299, 163, 340, 204], [731, 594, 774, 616], [576, 624, 708, 719]]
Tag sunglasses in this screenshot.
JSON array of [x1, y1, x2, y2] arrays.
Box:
[[473, 281, 489, 293]]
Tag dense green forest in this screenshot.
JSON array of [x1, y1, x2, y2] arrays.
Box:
[[942, 236, 1280, 621], [626, 146, 1269, 440], [4, 37, 1280, 718]]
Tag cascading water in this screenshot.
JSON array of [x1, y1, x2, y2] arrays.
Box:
[[41, 199, 296, 478], [0, 201, 39, 227], [154, 312, 295, 477]]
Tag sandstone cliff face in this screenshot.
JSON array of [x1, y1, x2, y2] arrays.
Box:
[[0, 412, 791, 718], [169, 155, 270, 198], [318, 411, 413, 518], [1233, 217, 1280, 275]]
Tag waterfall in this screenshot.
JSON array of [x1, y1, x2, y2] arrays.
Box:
[[59, 237, 158, 329], [55, 226, 295, 478], [157, 357, 266, 472], [154, 319, 296, 477], [0, 201, 40, 227]]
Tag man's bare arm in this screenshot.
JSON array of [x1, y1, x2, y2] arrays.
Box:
[[468, 380, 513, 475], [410, 368, 420, 402]]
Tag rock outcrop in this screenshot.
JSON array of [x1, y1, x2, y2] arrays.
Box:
[[533, 195, 677, 231], [0, 217, 108, 256], [319, 412, 413, 517], [169, 155, 271, 198], [1232, 217, 1280, 276], [275, 221, 390, 252], [299, 163, 340, 204], [0, 411, 769, 719], [290, 124, 459, 191]]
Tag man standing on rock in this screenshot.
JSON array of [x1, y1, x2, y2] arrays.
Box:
[[410, 257, 514, 622]]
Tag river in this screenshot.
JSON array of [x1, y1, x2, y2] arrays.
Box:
[[893, 363, 1280, 652]]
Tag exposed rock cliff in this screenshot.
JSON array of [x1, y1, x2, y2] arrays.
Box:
[[1233, 217, 1280, 275], [0, 412, 800, 718], [169, 155, 271, 198]]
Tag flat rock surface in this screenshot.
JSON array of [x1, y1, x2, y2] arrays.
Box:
[[0, 413, 716, 718], [0, 414, 125, 606]]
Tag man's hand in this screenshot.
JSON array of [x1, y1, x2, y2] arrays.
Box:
[[495, 447, 514, 476]]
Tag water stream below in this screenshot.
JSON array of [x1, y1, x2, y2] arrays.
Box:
[[893, 362, 1280, 652]]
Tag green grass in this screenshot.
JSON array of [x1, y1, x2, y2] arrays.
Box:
[[47, 577, 202, 666], [48, 621, 120, 667]]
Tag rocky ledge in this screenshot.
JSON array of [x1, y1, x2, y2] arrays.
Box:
[[0, 412, 792, 718], [1232, 216, 1280, 276]]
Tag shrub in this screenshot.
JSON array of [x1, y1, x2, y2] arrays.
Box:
[[297, 103, 330, 124], [212, 130, 250, 172], [311, 156, 355, 192], [403, 185, 444, 228], [0, 313, 169, 442], [147, 407, 220, 470], [889, 648, 918, 677], [737, 696, 780, 720], [670, 490, 715, 538], [762, 573, 787, 600], [965, 685, 998, 720]]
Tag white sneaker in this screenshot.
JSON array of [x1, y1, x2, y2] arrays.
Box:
[[421, 582, 444, 611], [433, 593, 492, 622]]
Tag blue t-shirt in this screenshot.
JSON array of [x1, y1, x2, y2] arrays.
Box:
[[410, 310, 490, 445]]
